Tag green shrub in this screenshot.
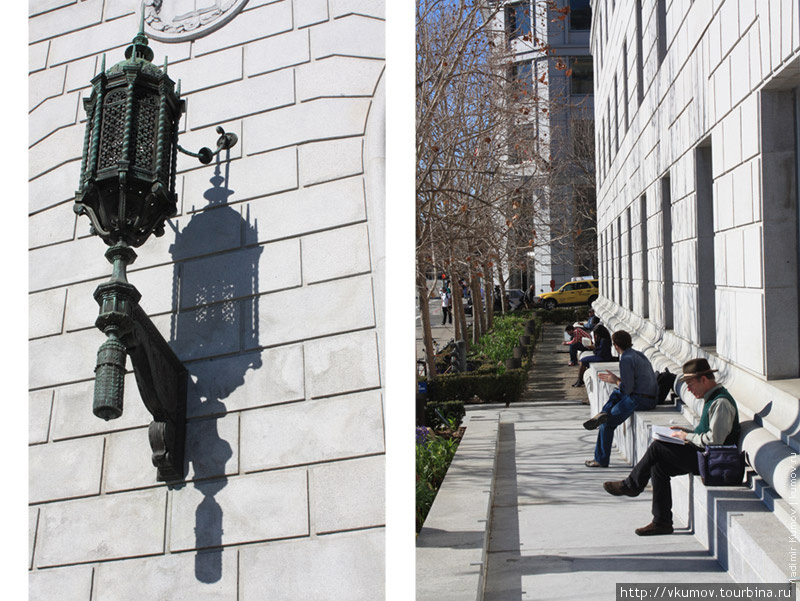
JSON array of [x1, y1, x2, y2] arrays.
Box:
[[416, 430, 459, 531], [428, 369, 527, 404], [424, 400, 466, 430]]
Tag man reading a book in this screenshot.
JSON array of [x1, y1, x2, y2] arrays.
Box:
[[602, 358, 741, 536]]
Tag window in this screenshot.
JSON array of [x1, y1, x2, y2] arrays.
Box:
[[511, 61, 533, 92], [508, 123, 536, 164], [506, 2, 531, 40], [569, 56, 593, 95], [569, 0, 591, 31], [695, 142, 716, 346]]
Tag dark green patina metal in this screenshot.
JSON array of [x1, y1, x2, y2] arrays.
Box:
[[72, 17, 240, 483]]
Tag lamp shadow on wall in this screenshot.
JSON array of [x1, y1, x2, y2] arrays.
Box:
[[169, 154, 262, 584]]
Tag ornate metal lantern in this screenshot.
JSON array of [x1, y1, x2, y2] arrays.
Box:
[[73, 19, 237, 482]]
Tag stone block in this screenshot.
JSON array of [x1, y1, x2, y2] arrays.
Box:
[[29, 389, 53, 445], [304, 330, 381, 398], [743, 224, 763, 289], [192, 1, 293, 56], [299, 136, 363, 186], [730, 38, 750, 107], [735, 290, 765, 373], [721, 109, 741, 172], [180, 239, 300, 311], [29, 437, 104, 503], [170, 299, 241, 362], [714, 57, 732, 122], [240, 390, 384, 472], [186, 69, 294, 130], [29, 287, 66, 339], [47, 13, 131, 67], [29, 123, 84, 181], [36, 488, 167, 567], [103, 427, 160, 492], [170, 469, 308, 550], [331, 0, 385, 19], [29, 0, 103, 44], [239, 529, 384, 601], [295, 0, 329, 28], [29, 565, 94, 601], [29, 327, 102, 389], [724, 229, 744, 287], [166, 47, 243, 95], [714, 171, 734, 232], [242, 176, 367, 244], [302, 223, 371, 284], [51, 374, 153, 440], [297, 56, 384, 101], [740, 93, 759, 161], [103, 0, 135, 20], [93, 551, 237, 600], [243, 98, 371, 154], [182, 147, 298, 206], [29, 202, 77, 250], [731, 163, 753, 227], [244, 29, 310, 76], [310, 456, 384, 533], [184, 413, 239, 481], [29, 91, 81, 147], [29, 66, 66, 111], [187, 344, 305, 415], [29, 160, 81, 214], [30, 41, 49, 74], [247, 274, 374, 348]]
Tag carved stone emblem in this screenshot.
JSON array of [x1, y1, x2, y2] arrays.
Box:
[[144, 0, 249, 42]]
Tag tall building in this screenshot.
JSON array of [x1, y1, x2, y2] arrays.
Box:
[[28, 1, 386, 598], [491, 0, 596, 292], [593, 0, 797, 572]]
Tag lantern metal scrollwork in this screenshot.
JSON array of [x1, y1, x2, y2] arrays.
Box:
[[73, 17, 238, 482]]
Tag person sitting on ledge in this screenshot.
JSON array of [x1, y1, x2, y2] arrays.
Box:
[[572, 324, 614, 389], [562, 323, 591, 366], [583, 330, 658, 468], [602, 358, 740, 536]]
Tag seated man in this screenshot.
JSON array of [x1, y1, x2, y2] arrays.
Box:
[[583, 309, 600, 331], [583, 330, 658, 467], [562, 324, 591, 366], [602, 358, 740, 536]]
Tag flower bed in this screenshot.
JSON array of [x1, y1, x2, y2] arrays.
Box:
[[416, 425, 462, 532]]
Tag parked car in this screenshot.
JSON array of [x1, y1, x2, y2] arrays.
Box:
[[536, 278, 599, 310]]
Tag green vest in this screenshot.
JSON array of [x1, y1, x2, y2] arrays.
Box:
[[694, 386, 740, 445]]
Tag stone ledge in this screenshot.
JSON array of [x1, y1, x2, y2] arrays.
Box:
[[416, 409, 501, 601], [585, 362, 793, 583]]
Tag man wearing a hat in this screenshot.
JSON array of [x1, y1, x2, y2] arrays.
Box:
[[602, 358, 741, 536]]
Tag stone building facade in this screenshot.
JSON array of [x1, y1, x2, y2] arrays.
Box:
[[491, 0, 596, 291], [28, 0, 385, 598], [593, 0, 798, 526]]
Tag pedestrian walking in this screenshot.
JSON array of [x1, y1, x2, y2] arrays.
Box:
[[441, 287, 452, 325]]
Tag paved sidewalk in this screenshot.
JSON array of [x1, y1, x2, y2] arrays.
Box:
[[480, 325, 732, 600]]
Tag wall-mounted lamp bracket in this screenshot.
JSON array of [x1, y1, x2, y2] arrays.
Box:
[[177, 126, 238, 164], [93, 243, 187, 482]]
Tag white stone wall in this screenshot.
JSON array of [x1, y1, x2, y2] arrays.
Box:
[[593, 0, 800, 509], [28, 1, 385, 598]]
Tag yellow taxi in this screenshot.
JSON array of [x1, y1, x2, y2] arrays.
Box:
[[536, 278, 599, 310]]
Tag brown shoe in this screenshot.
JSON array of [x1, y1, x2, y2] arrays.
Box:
[[583, 412, 608, 430], [635, 522, 674, 536], [603, 480, 640, 497], [585, 460, 607, 468]]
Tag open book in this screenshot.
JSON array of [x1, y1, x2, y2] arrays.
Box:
[[651, 425, 687, 445]]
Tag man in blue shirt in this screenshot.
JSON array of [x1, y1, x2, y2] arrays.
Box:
[[583, 330, 658, 468]]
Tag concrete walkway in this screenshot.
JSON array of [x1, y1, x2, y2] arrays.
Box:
[[480, 325, 733, 600]]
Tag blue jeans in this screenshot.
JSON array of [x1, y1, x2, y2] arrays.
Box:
[[593, 389, 657, 466], [569, 342, 587, 363]]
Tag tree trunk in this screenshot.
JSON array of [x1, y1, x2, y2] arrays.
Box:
[[483, 264, 494, 332], [496, 259, 508, 314], [417, 273, 436, 379], [469, 274, 484, 344]]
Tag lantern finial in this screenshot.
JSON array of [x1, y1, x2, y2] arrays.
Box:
[[125, 3, 154, 63]]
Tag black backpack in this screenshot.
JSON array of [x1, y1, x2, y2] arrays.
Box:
[[656, 369, 677, 404]]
